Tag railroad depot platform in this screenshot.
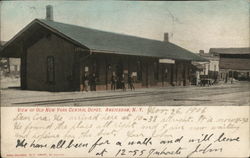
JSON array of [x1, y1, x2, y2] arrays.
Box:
[[1, 81, 249, 107]]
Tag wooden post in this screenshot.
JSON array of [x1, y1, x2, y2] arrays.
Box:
[[20, 44, 27, 90], [73, 51, 80, 91], [175, 62, 178, 85]]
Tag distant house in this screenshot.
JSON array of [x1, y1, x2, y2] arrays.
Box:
[[190, 50, 219, 85], [209, 47, 250, 82], [198, 50, 219, 80], [0, 41, 20, 77], [0, 6, 206, 91]]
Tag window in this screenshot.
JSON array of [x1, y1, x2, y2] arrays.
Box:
[[154, 61, 159, 80], [47, 56, 55, 83]]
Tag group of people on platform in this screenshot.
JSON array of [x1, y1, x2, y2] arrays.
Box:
[[111, 73, 135, 91], [82, 73, 135, 92], [82, 73, 97, 92]]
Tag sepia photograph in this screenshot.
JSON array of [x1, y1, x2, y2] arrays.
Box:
[[0, 0, 249, 157]]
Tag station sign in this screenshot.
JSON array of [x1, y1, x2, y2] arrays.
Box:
[[159, 59, 175, 64]]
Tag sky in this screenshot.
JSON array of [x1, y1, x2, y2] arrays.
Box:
[[0, 0, 249, 53]]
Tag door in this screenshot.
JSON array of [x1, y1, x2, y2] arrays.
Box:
[[47, 56, 55, 91], [146, 64, 149, 87], [182, 64, 186, 86], [161, 65, 165, 86], [116, 60, 123, 89]]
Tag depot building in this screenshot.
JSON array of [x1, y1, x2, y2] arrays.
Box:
[[0, 6, 206, 92]]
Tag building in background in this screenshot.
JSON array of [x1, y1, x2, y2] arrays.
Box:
[[209, 47, 250, 82], [198, 50, 219, 80], [0, 41, 20, 77], [191, 50, 219, 85]]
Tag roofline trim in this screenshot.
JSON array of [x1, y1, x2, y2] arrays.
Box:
[[91, 49, 207, 62], [219, 68, 250, 71], [216, 52, 250, 55]]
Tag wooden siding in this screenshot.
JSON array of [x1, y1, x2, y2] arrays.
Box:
[[219, 58, 250, 70], [26, 34, 82, 91]]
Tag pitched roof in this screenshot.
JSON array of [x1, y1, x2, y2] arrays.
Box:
[[1, 19, 207, 61], [209, 47, 250, 55]]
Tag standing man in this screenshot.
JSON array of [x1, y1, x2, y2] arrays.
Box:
[[128, 73, 135, 91], [90, 73, 97, 91], [121, 74, 126, 91], [83, 73, 89, 92], [111, 74, 117, 91]]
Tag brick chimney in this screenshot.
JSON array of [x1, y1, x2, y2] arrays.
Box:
[[199, 50, 205, 55], [46, 5, 53, 21], [164, 33, 169, 42]]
